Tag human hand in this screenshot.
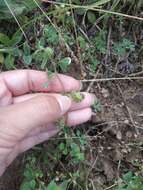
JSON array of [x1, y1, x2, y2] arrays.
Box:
[[0, 70, 95, 175]]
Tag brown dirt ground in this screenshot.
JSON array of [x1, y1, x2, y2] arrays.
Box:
[[85, 80, 143, 188]]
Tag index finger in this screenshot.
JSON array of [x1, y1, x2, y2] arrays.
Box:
[[0, 70, 81, 96]]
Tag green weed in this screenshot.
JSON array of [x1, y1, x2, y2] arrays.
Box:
[[113, 38, 135, 57], [116, 172, 143, 190], [0, 0, 40, 20], [20, 155, 44, 190], [67, 91, 84, 103], [92, 100, 102, 112]]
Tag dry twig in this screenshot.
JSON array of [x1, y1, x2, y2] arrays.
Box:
[[82, 76, 143, 83]]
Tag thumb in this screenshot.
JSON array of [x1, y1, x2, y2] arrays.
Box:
[[0, 95, 71, 140]]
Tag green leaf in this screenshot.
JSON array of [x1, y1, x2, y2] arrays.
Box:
[[87, 11, 96, 24], [20, 180, 36, 190], [47, 181, 62, 190], [9, 30, 23, 46], [94, 31, 107, 54], [77, 36, 87, 49], [0, 0, 41, 20], [44, 25, 59, 45], [47, 180, 68, 190], [24, 167, 34, 179], [92, 100, 102, 112], [0, 33, 10, 46], [0, 53, 4, 64], [23, 42, 31, 55], [41, 47, 54, 69], [34, 47, 54, 69], [123, 172, 133, 183], [59, 143, 65, 151], [0, 31, 22, 47], [75, 8, 86, 15], [116, 172, 143, 190], [23, 42, 32, 65], [29, 180, 36, 190], [23, 55, 32, 65], [12, 48, 22, 57], [59, 57, 71, 72], [36, 38, 45, 49], [4, 54, 15, 69], [20, 181, 32, 190], [0, 2, 24, 20], [44, 47, 54, 59], [90, 58, 100, 71], [59, 181, 68, 190], [113, 39, 135, 56]]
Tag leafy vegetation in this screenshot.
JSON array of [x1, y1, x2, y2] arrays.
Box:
[[113, 38, 135, 57], [116, 172, 143, 190], [0, 0, 41, 20]]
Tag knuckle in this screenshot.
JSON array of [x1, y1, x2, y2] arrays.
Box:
[[38, 95, 60, 115]]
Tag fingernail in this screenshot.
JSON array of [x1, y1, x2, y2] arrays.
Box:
[[57, 95, 72, 114]]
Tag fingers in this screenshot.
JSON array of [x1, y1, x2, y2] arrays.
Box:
[[0, 70, 81, 96], [0, 95, 71, 141], [70, 92, 95, 111], [19, 108, 92, 153], [67, 108, 92, 126], [27, 107, 92, 138], [14, 92, 95, 111]]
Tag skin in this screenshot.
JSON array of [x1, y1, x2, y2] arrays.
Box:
[[0, 70, 95, 176]]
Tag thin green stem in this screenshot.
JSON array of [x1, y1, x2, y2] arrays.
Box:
[[45, 1, 143, 21]]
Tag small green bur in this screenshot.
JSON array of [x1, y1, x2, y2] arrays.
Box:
[[57, 92, 84, 129], [67, 91, 84, 103]]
